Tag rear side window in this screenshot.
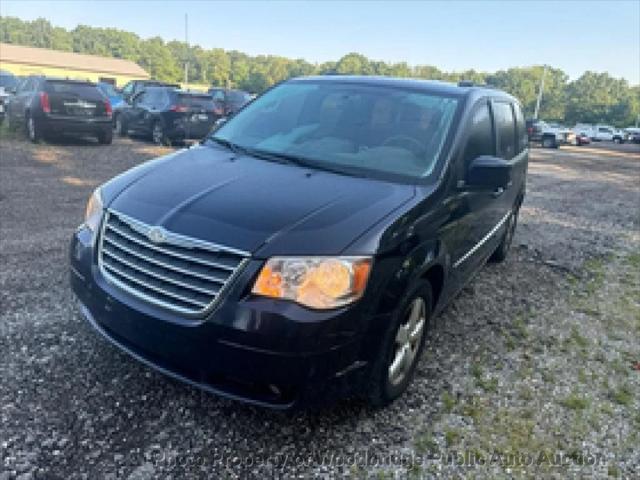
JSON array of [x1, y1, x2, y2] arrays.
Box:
[[463, 102, 494, 167], [45, 81, 99, 98], [493, 101, 516, 160], [513, 103, 527, 153]]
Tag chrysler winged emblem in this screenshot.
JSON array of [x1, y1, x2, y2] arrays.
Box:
[[147, 226, 167, 244]]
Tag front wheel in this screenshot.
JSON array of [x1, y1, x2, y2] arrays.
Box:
[[366, 280, 432, 407]]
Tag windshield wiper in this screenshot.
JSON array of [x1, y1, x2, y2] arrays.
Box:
[[206, 136, 245, 155], [247, 149, 366, 178]]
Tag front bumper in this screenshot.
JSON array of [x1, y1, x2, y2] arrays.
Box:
[[69, 227, 372, 408]]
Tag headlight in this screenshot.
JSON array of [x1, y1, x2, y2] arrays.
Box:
[[84, 188, 103, 232], [252, 257, 372, 309]]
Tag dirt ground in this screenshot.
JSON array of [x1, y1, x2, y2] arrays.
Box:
[[1, 133, 639, 479]]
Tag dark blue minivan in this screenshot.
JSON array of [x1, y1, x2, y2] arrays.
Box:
[[70, 76, 528, 408]]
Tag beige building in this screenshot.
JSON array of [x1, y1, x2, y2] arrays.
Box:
[[0, 43, 149, 86]]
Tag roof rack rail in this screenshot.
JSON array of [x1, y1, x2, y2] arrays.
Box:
[[457, 80, 499, 89]]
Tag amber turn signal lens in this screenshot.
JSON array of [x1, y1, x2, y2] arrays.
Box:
[[252, 265, 283, 298]]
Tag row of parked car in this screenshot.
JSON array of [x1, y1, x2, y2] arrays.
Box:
[[525, 118, 640, 149], [0, 70, 253, 146]]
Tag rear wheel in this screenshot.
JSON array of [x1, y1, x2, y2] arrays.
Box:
[[152, 121, 169, 146], [26, 113, 42, 143], [367, 280, 432, 407], [97, 129, 113, 145]]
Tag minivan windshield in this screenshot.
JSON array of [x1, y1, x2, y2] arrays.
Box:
[[210, 81, 460, 180]]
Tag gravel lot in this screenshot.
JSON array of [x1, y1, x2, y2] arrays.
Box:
[[1, 132, 639, 479]]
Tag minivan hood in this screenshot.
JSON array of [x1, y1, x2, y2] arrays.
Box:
[[108, 145, 416, 256]]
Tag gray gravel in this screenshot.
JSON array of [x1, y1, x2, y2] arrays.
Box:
[[1, 134, 639, 479]]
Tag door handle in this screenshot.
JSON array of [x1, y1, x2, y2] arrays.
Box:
[[492, 187, 505, 198]]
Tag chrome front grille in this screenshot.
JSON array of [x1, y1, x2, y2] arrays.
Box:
[[98, 210, 249, 316]]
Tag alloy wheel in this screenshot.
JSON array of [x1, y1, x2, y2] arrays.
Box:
[[27, 116, 35, 141], [152, 123, 163, 144], [388, 297, 426, 386]]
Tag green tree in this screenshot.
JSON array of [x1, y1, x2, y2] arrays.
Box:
[[1, 13, 638, 122]]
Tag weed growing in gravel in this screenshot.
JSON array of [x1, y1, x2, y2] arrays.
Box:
[[444, 429, 461, 446], [560, 392, 590, 410], [610, 384, 633, 406], [414, 432, 437, 454], [608, 465, 621, 478], [570, 326, 590, 349], [461, 396, 484, 421], [441, 391, 456, 413]]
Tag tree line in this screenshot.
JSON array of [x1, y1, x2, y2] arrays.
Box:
[[1, 16, 638, 126]]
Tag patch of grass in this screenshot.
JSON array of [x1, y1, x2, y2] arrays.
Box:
[[470, 363, 483, 380], [474, 409, 541, 461], [541, 368, 556, 384], [476, 376, 499, 393], [600, 403, 614, 416], [441, 391, 456, 413], [608, 464, 620, 478], [625, 252, 640, 270], [461, 397, 484, 421], [560, 393, 589, 410], [610, 384, 633, 406], [414, 432, 437, 454], [570, 326, 589, 348], [513, 315, 529, 339], [444, 429, 461, 446], [0, 122, 19, 140], [406, 461, 422, 479], [577, 369, 588, 383], [519, 386, 534, 401]]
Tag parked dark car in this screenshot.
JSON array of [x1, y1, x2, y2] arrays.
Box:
[[5, 76, 113, 143], [0, 70, 19, 124], [208, 87, 252, 115], [625, 128, 640, 144], [114, 87, 220, 145], [120, 80, 180, 103], [70, 76, 528, 408]]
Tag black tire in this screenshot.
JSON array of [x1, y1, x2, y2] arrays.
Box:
[[152, 121, 169, 146], [366, 280, 432, 407], [490, 206, 519, 263], [26, 113, 42, 143], [97, 129, 113, 145], [613, 137, 622, 144], [114, 115, 127, 136]]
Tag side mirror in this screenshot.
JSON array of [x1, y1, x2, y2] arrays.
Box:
[[214, 117, 228, 128], [466, 155, 511, 189]]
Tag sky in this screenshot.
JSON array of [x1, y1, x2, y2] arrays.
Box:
[[2, 0, 639, 84]]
